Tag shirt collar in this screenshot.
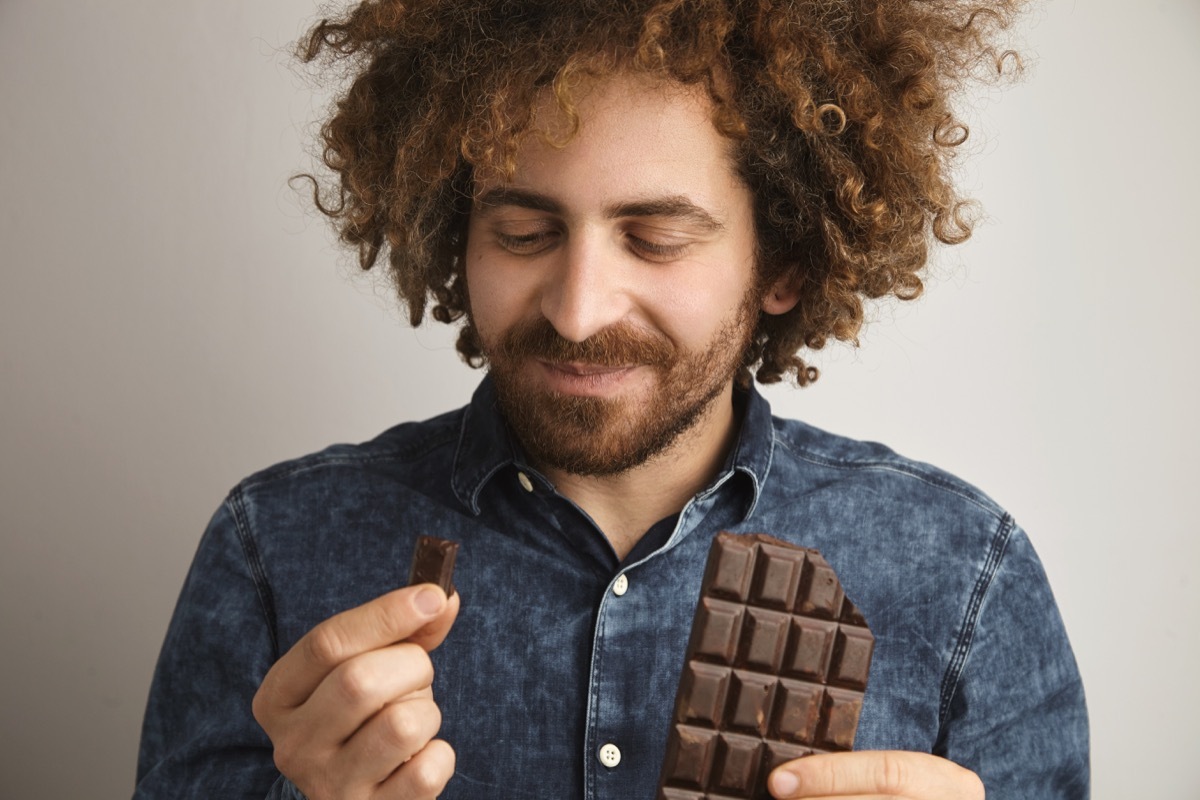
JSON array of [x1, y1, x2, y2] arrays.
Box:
[[451, 375, 776, 519], [451, 377, 517, 514], [724, 380, 775, 519]]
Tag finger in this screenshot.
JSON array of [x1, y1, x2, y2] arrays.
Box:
[[336, 695, 443, 785], [259, 585, 457, 711], [295, 642, 434, 745], [405, 585, 461, 653], [768, 751, 983, 799], [372, 738, 456, 800]]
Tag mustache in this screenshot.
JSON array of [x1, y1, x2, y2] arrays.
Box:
[[493, 317, 675, 367]]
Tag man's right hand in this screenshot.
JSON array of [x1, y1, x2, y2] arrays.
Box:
[[252, 584, 461, 800]]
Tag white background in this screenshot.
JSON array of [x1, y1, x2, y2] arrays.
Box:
[[1, 1, 1197, 797]]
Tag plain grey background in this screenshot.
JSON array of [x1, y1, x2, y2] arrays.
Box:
[[1, 1, 1197, 797]]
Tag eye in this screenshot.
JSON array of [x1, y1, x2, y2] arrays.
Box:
[[495, 230, 558, 255], [626, 234, 689, 261]]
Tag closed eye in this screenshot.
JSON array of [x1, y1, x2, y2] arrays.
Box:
[[496, 230, 558, 255], [626, 235, 689, 261]]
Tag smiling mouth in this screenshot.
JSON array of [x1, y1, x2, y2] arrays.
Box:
[[543, 361, 634, 376], [535, 360, 640, 395]]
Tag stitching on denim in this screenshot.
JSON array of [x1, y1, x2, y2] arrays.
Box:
[[451, 403, 479, 511], [236, 429, 460, 493], [937, 513, 1014, 724], [228, 488, 281, 661], [755, 422, 776, 496], [583, 584, 611, 800], [735, 444, 767, 521], [773, 437, 1002, 519], [451, 434, 510, 514]]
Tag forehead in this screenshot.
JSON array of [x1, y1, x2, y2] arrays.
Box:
[[473, 71, 746, 209]]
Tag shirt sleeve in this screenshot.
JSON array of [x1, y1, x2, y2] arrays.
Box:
[[134, 495, 284, 799], [935, 520, 1090, 799]]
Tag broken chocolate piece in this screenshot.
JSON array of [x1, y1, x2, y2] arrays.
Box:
[[657, 532, 873, 800], [408, 535, 459, 597]]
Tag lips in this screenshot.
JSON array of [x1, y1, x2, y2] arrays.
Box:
[[535, 359, 640, 396], [542, 361, 635, 376]]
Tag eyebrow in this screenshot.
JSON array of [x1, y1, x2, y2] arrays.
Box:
[[475, 188, 726, 232], [475, 187, 563, 215], [609, 197, 725, 232]]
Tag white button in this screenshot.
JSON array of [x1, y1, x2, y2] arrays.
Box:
[[598, 742, 621, 768], [612, 574, 629, 596], [517, 472, 534, 492]]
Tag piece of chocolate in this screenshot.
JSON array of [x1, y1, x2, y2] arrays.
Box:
[[408, 535, 459, 597], [657, 532, 873, 800]]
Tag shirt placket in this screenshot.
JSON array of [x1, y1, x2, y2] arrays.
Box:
[[582, 492, 721, 800]]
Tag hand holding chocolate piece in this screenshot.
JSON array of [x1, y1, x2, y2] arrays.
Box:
[[657, 531, 874, 800], [408, 535, 459, 597]]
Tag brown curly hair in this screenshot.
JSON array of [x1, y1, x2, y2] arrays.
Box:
[[297, 0, 1023, 386]]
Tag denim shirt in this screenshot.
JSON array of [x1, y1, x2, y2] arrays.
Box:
[[135, 378, 1088, 799]]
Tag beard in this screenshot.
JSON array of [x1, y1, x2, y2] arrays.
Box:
[[482, 292, 759, 477]]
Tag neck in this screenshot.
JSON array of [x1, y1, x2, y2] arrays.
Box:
[[542, 384, 739, 560]]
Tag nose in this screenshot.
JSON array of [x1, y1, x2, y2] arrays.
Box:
[[539, 232, 631, 343]]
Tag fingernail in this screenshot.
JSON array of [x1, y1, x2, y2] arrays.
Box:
[[771, 769, 799, 796], [414, 586, 444, 615]]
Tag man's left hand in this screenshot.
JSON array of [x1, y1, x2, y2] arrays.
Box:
[[768, 751, 984, 799]]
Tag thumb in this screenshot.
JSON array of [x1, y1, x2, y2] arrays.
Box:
[[405, 584, 461, 652]]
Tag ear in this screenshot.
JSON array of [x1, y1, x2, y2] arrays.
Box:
[[760, 274, 802, 316]]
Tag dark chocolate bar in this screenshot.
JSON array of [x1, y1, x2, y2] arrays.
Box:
[[408, 535, 459, 597], [657, 532, 874, 800]]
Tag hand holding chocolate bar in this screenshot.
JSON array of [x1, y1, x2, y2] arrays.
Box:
[[658, 532, 874, 799], [658, 532, 984, 800], [249, 538, 460, 800]]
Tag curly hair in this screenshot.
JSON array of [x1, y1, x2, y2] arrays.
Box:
[[297, 0, 1023, 386]]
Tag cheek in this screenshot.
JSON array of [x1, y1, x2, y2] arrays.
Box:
[[642, 264, 754, 346], [463, 245, 528, 345], [463, 252, 495, 331]]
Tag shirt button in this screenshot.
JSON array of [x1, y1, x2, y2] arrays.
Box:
[[612, 573, 629, 596], [598, 742, 621, 768], [517, 471, 534, 492]]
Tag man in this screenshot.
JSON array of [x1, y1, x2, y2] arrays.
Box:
[[136, 1, 1088, 799]]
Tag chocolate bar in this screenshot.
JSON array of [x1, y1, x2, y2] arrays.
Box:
[[408, 535, 459, 597], [657, 532, 874, 799]]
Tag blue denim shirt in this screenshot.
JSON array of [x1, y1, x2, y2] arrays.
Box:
[[135, 378, 1088, 799]]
